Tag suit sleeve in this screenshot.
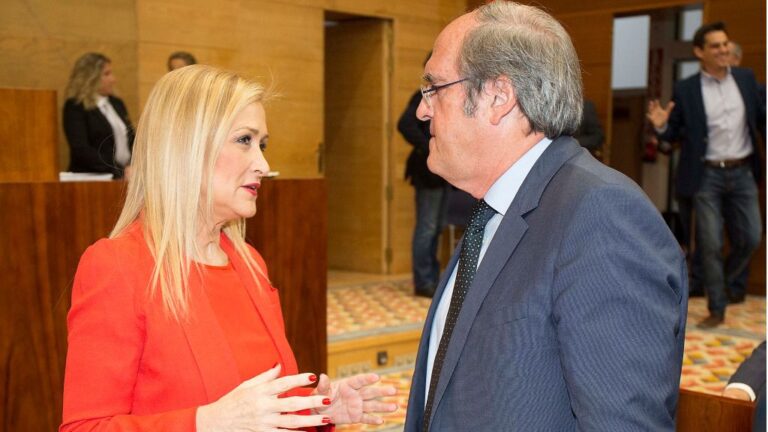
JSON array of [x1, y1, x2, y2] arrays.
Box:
[[657, 85, 686, 144], [729, 341, 766, 394], [62, 100, 111, 172], [552, 185, 687, 431], [60, 242, 197, 432]]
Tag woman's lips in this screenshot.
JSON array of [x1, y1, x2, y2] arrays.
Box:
[[241, 182, 261, 195]]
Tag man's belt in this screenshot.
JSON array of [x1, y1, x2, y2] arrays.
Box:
[[704, 157, 750, 169]]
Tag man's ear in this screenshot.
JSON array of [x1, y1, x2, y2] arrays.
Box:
[[693, 46, 704, 61], [485, 76, 517, 125]]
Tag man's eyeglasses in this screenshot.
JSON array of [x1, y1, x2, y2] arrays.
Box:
[[420, 78, 468, 108]]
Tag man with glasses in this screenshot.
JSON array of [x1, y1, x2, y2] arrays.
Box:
[[404, 2, 687, 431]]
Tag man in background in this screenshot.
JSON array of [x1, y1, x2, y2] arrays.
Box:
[[648, 22, 765, 328], [167, 51, 197, 71]]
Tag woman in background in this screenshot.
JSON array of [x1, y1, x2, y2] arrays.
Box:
[[63, 52, 133, 178], [61, 65, 396, 431]]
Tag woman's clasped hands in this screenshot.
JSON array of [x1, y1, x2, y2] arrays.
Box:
[[196, 364, 398, 431]]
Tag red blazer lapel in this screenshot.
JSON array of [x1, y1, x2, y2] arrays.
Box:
[[222, 235, 298, 374], [178, 268, 242, 401]]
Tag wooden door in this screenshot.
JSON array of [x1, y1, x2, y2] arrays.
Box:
[[325, 18, 391, 273]]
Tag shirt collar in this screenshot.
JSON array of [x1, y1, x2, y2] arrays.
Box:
[[484, 137, 552, 216], [700, 66, 732, 82], [96, 95, 109, 109]]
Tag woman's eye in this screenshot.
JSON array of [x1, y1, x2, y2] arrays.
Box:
[[236, 135, 252, 146], [259, 141, 267, 152]]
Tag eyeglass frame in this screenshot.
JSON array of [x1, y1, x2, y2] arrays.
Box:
[[420, 78, 468, 108]]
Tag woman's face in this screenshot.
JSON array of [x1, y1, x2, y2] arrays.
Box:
[[97, 62, 116, 96], [210, 102, 270, 225]]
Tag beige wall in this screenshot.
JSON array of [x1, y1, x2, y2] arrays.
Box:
[[0, 0, 466, 274]]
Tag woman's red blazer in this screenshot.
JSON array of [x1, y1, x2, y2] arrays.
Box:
[[61, 223, 304, 431]]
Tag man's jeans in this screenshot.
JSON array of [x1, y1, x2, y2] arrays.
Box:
[[413, 187, 447, 291], [694, 165, 762, 315]]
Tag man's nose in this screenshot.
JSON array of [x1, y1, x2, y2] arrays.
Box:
[[416, 97, 431, 121]]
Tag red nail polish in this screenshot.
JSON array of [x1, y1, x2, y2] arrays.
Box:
[[323, 398, 331, 405], [322, 417, 331, 424], [308, 374, 317, 382]]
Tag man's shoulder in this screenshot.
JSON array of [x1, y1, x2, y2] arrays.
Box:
[[731, 66, 756, 80], [673, 73, 700, 94]]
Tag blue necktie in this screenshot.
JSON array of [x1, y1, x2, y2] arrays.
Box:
[[422, 199, 496, 432]]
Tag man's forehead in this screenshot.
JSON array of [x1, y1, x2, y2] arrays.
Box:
[[704, 30, 728, 45], [425, 12, 478, 80]]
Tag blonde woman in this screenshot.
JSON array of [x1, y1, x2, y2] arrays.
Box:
[[63, 52, 134, 178], [61, 65, 396, 431]]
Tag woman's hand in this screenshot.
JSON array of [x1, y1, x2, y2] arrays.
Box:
[[312, 373, 398, 425], [196, 364, 331, 432]]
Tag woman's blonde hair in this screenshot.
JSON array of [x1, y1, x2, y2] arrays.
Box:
[[65, 52, 110, 110], [111, 65, 268, 321]]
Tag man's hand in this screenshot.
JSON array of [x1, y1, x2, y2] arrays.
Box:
[[722, 387, 753, 401], [646, 100, 675, 130]]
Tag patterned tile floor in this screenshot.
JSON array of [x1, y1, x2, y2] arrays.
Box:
[[328, 278, 766, 431]]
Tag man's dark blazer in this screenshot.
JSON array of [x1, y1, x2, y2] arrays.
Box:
[[63, 95, 134, 178], [404, 137, 688, 431], [659, 67, 766, 198], [398, 90, 445, 189], [729, 341, 766, 397]]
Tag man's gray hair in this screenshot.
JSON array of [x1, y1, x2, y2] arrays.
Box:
[[459, 1, 583, 138], [730, 41, 742, 60]]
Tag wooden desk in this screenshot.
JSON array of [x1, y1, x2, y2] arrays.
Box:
[[0, 178, 326, 431], [677, 388, 756, 431]]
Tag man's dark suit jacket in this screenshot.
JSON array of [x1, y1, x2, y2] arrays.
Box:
[[658, 67, 766, 198], [404, 137, 687, 431], [63, 95, 135, 178]]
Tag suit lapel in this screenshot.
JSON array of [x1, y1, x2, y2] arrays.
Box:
[[177, 235, 297, 401], [178, 268, 242, 400], [426, 137, 583, 422], [688, 73, 708, 133], [223, 236, 297, 373]]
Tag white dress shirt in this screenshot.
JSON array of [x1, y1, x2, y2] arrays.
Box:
[[96, 96, 131, 167], [424, 137, 552, 406], [699, 69, 752, 161]]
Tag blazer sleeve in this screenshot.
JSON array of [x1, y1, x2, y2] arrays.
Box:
[[552, 184, 686, 431], [60, 241, 197, 432], [62, 99, 112, 172], [729, 341, 766, 394], [658, 86, 686, 145]]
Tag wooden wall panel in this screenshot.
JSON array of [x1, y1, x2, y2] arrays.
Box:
[[246, 179, 327, 374], [0, 89, 58, 182], [0, 0, 465, 277], [135, 0, 324, 179], [0, 181, 125, 432], [708, 0, 766, 81], [0, 0, 139, 172], [0, 179, 325, 430]]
